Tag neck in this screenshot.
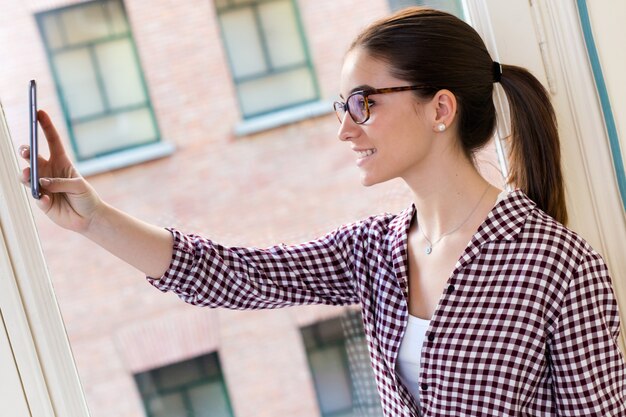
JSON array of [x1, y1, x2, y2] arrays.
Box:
[[403, 148, 500, 239]]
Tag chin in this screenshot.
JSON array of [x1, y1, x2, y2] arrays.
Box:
[[359, 173, 383, 187]]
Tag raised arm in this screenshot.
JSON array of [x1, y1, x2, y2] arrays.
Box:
[[19, 110, 173, 277]]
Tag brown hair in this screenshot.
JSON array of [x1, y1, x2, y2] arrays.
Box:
[[351, 7, 567, 224]]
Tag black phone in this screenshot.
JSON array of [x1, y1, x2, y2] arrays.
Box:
[[29, 80, 41, 199]]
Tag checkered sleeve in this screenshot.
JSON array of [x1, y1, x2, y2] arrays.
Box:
[[147, 222, 364, 309], [549, 250, 626, 415]]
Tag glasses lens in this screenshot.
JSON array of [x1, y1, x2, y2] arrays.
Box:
[[347, 93, 367, 123], [333, 101, 345, 123]]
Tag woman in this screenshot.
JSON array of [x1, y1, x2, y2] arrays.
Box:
[[19, 7, 625, 417]]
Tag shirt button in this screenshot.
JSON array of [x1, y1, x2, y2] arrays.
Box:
[[448, 284, 455, 293], [428, 334, 435, 342], [421, 383, 428, 391]]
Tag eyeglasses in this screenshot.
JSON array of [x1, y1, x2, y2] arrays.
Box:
[[333, 85, 434, 124]]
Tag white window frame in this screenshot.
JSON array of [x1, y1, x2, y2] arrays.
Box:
[[0, 103, 90, 417]]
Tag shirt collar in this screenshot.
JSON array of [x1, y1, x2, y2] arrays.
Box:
[[399, 188, 536, 247]]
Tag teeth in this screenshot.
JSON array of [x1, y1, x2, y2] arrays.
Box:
[[357, 149, 376, 158]]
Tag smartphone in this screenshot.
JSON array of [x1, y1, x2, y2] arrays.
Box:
[[29, 80, 40, 199]]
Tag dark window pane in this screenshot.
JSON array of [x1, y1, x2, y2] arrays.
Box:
[[155, 358, 203, 390]]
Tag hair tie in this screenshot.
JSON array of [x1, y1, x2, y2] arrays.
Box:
[[492, 61, 502, 83]]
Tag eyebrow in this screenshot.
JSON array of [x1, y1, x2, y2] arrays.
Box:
[[339, 84, 374, 99]]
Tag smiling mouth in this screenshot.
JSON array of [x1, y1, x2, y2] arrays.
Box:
[[356, 149, 377, 158]]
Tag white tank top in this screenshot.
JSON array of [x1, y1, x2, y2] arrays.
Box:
[[395, 190, 508, 412]]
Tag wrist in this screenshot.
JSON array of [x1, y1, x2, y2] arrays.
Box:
[[83, 199, 110, 237]]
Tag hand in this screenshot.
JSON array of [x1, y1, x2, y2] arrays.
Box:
[[19, 110, 103, 233]]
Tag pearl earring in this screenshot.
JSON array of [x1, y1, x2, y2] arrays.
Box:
[[436, 123, 446, 132]]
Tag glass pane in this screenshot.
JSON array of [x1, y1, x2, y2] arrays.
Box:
[[73, 107, 157, 159], [301, 327, 317, 350], [389, 0, 464, 19], [188, 382, 232, 417], [238, 67, 316, 116], [147, 393, 187, 417], [258, 0, 306, 68], [309, 346, 353, 414], [219, 8, 267, 78], [155, 358, 203, 391], [214, 0, 230, 9], [318, 317, 344, 343], [61, 2, 110, 45], [200, 354, 220, 377], [40, 14, 64, 50], [53, 49, 105, 119], [134, 372, 158, 397], [106, 0, 129, 34], [95, 39, 146, 109]]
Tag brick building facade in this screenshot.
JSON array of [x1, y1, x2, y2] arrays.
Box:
[[0, 0, 501, 416]]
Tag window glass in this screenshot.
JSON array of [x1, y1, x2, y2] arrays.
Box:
[[188, 383, 232, 417], [238, 67, 316, 116], [40, 15, 64, 49], [95, 39, 146, 108], [73, 108, 156, 158], [61, 2, 110, 45], [147, 393, 187, 417], [258, 0, 306, 68], [310, 345, 353, 413], [53, 49, 105, 119], [388, 0, 464, 18], [220, 8, 268, 78], [106, 0, 129, 34]]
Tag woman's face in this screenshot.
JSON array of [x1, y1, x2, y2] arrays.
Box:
[[338, 48, 442, 187]]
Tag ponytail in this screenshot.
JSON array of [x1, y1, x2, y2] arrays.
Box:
[[499, 65, 568, 225]]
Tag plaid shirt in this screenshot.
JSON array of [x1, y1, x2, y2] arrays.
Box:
[[149, 190, 626, 416]]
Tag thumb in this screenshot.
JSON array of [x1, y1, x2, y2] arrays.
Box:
[[39, 177, 86, 194], [35, 194, 53, 212]]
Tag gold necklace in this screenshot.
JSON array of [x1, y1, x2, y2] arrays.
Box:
[[416, 184, 491, 255]]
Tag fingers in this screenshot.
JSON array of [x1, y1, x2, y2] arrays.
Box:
[[35, 194, 52, 213], [39, 177, 86, 195], [21, 166, 30, 184], [18, 145, 47, 166], [37, 110, 68, 160]]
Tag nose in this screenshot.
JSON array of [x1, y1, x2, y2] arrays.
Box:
[[337, 112, 359, 142]]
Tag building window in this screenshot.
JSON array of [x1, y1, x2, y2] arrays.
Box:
[[388, 0, 465, 18], [36, 0, 160, 161], [215, 0, 319, 118], [301, 311, 383, 417], [134, 353, 234, 417]]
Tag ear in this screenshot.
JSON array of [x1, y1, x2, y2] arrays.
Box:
[[432, 89, 457, 129]]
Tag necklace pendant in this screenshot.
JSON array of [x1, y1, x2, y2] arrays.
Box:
[[425, 246, 432, 255]]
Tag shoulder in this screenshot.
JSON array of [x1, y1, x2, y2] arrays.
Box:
[[513, 191, 600, 274]]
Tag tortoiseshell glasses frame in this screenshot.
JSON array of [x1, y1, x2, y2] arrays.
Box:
[[333, 85, 435, 124]]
